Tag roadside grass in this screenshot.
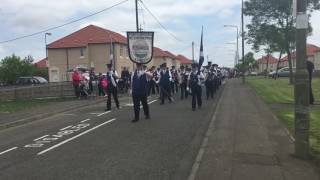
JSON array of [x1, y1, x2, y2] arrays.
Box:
[[0, 98, 75, 113], [247, 76, 320, 154]]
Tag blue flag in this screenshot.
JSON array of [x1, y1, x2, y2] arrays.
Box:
[[198, 26, 204, 72]]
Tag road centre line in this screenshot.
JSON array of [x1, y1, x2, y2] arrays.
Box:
[[0, 147, 18, 156], [81, 119, 91, 123], [60, 126, 72, 131], [34, 135, 49, 141], [97, 111, 111, 117], [37, 118, 116, 155]]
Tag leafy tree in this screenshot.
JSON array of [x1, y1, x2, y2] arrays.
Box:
[[236, 52, 256, 73], [0, 54, 36, 84], [244, 0, 320, 84]]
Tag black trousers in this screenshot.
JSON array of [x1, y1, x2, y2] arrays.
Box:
[[310, 81, 314, 104], [160, 85, 172, 104], [74, 84, 80, 98], [132, 94, 150, 120], [180, 83, 188, 99], [205, 81, 214, 99], [191, 85, 202, 110], [148, 80, 156, 95], [170, 82, 175, 94], [106, 88, 119, 110]]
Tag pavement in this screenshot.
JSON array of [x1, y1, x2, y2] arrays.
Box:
[[192, 79, 320, 180], [0, 79, 318, 180]]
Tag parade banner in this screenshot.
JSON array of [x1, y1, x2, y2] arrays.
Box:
[[127, 32, 154, 64]]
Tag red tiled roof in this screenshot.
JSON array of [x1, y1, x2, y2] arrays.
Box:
[[176, 54, 192, 64], [153, 47, 169, 58], [282, 44, 320, 61], [48, 25, 127, 49], [164, 51, 176, 59], [34, 58, 48, 68], [257, 55, 278, 64]]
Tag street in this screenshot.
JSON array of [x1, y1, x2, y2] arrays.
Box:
[[0, 87, 222, 180]]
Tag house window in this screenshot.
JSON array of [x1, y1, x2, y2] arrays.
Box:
[[80, 48, 85, 58]]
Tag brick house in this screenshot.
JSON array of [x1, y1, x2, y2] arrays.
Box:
[[256, 55, 278, 73], [175, 55, 193, 67], [47, 25, 185, 82]]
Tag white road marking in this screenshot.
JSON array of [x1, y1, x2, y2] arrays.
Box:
[[0, 147, 18, 155], [97, 111, 111, 117], [80, 119, 91, 123], [37, 118, 116, 155], [61, 114, 76, 116], [148, 100, 158, 104], [60, 126, 72, 131], [34, 135, 49, 141], [88, 113, 100, 115]]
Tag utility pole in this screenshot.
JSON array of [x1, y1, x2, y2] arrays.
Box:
[[294, 0, 310, 159], [135, 0, 139, 32], [192, 41, 195, 63], [241, 0, 245, 84]]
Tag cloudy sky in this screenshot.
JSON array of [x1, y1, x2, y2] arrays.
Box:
[[0, 0, 320, 67]]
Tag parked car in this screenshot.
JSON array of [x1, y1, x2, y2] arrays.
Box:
[[249, 72, 258, 76], [268, 67, 296, 78], [16, 76, 48, 85]]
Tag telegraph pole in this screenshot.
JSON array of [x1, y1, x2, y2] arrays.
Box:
[[241, 0, 245, 83], [192, 41, 195, 63], [135, 0, 139, 32], [294, 0, 310, 159]]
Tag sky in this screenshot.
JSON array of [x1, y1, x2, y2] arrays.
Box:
[[0, 0, 320, 68]]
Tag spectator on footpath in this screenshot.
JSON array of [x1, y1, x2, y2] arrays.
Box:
[[307, 60, 315, 105], [89, 68, 95, 94], [98, 73, 106, 96], [72, 69, 81, 98]]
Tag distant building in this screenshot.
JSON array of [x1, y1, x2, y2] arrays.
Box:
[[47, 25, 188, 82], [280, 44, 320, 69], [175, 55, 193, 67], [256, 55, 278, 73], [34, 58, 48, 68], [256, 44, 320, 73]]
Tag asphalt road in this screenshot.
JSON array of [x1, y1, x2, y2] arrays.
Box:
[[0, 88, 222, 180]]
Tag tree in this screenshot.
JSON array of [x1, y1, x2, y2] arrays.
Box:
[[244, 0, 320, 84], [0, 54, 36, 84], [236, 52, 256, 73]]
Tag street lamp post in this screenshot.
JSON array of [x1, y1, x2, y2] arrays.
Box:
[[241, 0, 245, 83], [224, 25, 239, 66], [45, 32, 52, 59]]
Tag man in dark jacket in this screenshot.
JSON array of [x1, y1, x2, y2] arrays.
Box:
[[105, 63, 120, 111], [307, 60, 315, 105], [131, 63, 153, 123], [159, 63, 172, 105]]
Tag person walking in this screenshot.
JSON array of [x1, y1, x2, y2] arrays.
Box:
[[179, 66, 189, 100], [105, 63, 120, 111], [158, 63, 172, 105], [131, 63, 153, 123], [205, 67, 215, 100], [307, 60, 315, 105], [188, 63, 204, 111]]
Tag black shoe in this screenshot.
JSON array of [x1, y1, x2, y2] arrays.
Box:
[[105, 108, 111, 111], [160, 102, 164, 105], [192, 108, 196, 111], [131, 119, 139, 123], [145, 115, 150, 119]]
